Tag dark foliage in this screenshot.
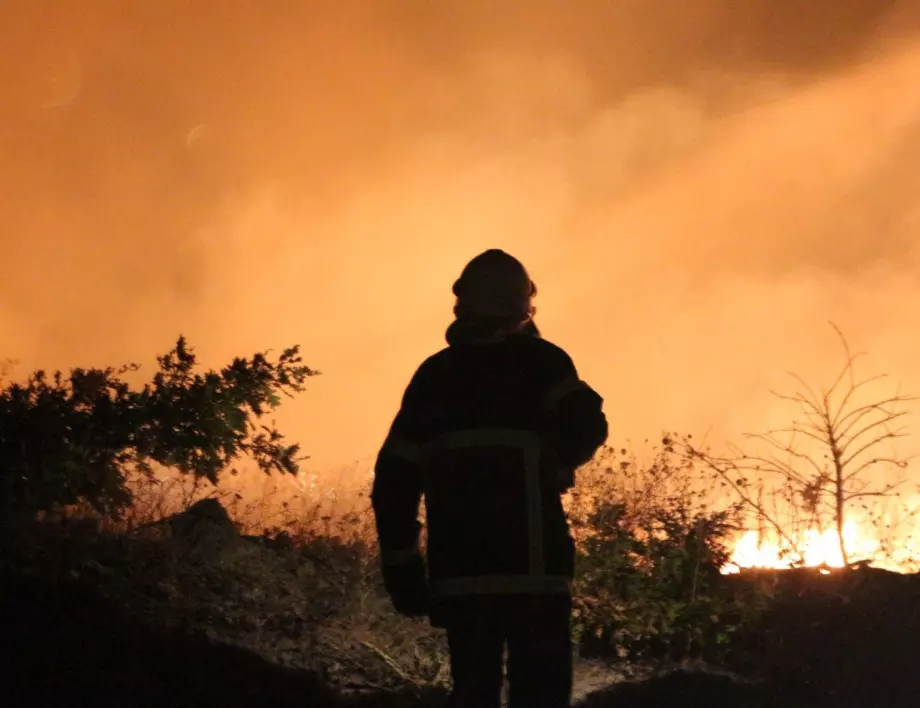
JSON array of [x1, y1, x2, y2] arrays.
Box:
[[0, 336, 317, 520], [570, 442, 759, 662]]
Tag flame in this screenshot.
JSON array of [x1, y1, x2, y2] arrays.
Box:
[[723, 514, 920, 574]]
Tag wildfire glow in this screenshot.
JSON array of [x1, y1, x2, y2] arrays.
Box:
[[723, 515, 920, 575], [724, 521, 869, 573]]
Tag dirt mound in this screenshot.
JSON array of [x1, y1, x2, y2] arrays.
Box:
[[726, 566, 920, 708], [0, 572, 339, 708], [0, 509, 450, 704]]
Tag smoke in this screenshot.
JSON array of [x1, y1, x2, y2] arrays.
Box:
[[3, 1, 920, 470]]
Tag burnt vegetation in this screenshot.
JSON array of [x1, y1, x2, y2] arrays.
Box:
[[2, 334, 919, 707]]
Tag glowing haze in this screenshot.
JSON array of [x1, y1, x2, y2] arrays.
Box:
[[3, 0, 920, 478]]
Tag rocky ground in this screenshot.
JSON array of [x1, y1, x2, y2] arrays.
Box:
[[3, 501, 920, 707]]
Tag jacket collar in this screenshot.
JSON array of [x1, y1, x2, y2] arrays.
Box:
[[445, 318, 541, 347]]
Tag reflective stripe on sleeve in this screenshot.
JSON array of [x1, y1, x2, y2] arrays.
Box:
[[425, 428, 545, 577], [426, 429, 538, 455], [380, 541, 422, 567], [430, 575, 571, 597], [382, 436, 425, 466], [542, 375, 590, 412]]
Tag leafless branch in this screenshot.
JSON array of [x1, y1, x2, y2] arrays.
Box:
[[846, 486, 904, 502], [687, 323, 914, 568], [770, 383, 823, 423], [685, 447, 802, 556], [842, 430, 909, 471], [837, 398, 912, 443]]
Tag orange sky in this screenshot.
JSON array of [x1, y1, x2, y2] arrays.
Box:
[[3, 1, 920, 480]]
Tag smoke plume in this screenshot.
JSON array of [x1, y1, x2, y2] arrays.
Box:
[[2, 1, 920, 470]]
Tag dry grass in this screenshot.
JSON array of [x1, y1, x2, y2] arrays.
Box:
[[565, 443, 739, 550], [12, 454, 920, 706]]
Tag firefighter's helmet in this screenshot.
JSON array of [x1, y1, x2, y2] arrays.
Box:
[[452, 249, 536, 322]]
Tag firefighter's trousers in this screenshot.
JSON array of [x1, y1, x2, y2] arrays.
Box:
[[440, 593, 573, 708]]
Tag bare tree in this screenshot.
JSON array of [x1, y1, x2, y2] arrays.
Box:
[[686, 323, 915, 567]]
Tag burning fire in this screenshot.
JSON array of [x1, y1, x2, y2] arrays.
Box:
[[723, 514, 920, 575], [724, 521, 873, 574]]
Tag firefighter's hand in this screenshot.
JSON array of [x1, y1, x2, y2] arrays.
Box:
[[382, 555, 429, 618]]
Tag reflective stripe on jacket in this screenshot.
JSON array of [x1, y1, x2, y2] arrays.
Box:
[[371, 329, 608, 598]]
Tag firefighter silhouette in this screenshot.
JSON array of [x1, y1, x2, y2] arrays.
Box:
[[372, 249, 608, 708]]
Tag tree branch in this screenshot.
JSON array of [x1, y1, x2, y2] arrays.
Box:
[[841, 431, 908, 470], [685, 448, 802, 557], [837, 398, 911, 443]]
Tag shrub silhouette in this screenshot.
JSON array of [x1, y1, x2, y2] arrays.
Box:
[[0, 336, 318, 521], [569, 441, 754, 662]]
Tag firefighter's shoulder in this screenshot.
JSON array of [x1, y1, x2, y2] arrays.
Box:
[[523, 337, 602, 412], [516, 335, 578, 375], [400, 347, 453, 398]]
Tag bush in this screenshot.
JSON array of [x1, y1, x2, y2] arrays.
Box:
[[569, 439, 758, 662], [0, 337, 317, 521]]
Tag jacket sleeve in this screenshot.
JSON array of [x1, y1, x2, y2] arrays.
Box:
[[542, 355, 608, 472], [371, 368, 429, 567]]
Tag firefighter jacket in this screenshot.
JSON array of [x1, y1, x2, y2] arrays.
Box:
[[371, 323, 608, 607]]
